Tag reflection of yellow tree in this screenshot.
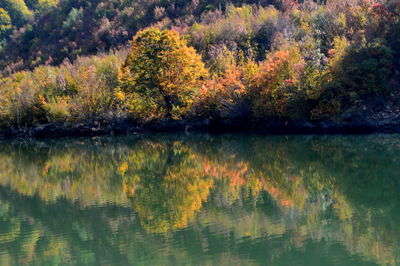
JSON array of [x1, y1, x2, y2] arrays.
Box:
[[0, 145, 129, 206], [132, 174, 214, 233], [123, 142, 215, 233]]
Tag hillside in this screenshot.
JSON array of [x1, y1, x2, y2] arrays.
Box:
[[0, 0, 399, 136], [0, 0, 269, 71]]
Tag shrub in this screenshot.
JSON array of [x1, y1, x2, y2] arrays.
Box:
[[337, 42, 391, 95], [195, 61, 257, 120], [251, 45, 303, 119], [0, 52, 125, 127], [190, 5, 286, 70], [312, 39, 393, 119], [251, 43, 326, 120]]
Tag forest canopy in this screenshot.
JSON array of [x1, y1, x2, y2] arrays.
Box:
[[0, 0, 399, 131]]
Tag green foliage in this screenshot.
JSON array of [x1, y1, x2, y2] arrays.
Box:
[[25, 0, 57, 11], [0, 8, 12, 35], [335, 42, 393, 96], [313, 40, 394, 119], [0, 0, 32, 27], [62, 8, 83, 30], [120, 28, 208, 121], [0, 8, 12, 50]]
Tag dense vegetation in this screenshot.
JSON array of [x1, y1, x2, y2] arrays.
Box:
[[0, 0, 399, 132]]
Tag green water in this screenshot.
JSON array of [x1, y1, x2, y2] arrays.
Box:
[[0, 134, 399, 265]]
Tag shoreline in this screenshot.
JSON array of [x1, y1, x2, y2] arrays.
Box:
[[1, 119, 399, 139]]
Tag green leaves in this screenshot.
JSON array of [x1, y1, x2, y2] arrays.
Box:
[[0, 0, 32, 27], [0, 8, 12, 35]]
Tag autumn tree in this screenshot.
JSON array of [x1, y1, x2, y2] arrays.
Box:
[[119, 28, 209, 121], [251, 45, 305, 119]]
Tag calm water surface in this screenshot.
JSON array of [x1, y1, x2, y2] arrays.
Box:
[[0, 133, 399, 265]]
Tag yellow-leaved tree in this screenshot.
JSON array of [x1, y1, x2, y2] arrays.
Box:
[[119, 28, 209, 121]]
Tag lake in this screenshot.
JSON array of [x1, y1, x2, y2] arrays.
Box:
[[0, 133, 399, 265]]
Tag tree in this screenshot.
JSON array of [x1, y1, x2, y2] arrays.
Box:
[[251, 45, 307, 119], [0, 0, 32, 28], [120, 28, 209, 121], [25, 0, 58, 11], [0, 8, 12, 38]]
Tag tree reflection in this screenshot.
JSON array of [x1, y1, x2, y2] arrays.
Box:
[[0, 134, 398, 265], [122, 141, 214, 233]]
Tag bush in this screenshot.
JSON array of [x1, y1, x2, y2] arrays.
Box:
[[195, 62, 257, 120], [251, 45, 302, 119], [189, 5, 286, 70], [0, 52, 125, 127]]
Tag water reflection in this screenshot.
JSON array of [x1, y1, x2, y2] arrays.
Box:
[[0, 134, 399, 265]]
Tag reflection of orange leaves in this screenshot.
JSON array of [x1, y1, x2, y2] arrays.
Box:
[[280, 199, 292, 207], [268, 187, 279, 197], [229, 163, 248, 188], [119, 162, 128, 175], [265, 186, 293, 207], [230, 174, 245, 187], [122, 183, 135, 196], [202, 161, 211, 172], [202, 159, 249, 189]]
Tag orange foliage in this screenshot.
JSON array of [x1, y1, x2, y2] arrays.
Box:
[[251, 45, 305, 118]]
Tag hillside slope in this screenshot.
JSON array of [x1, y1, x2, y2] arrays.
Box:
[[0, 0, 399, 137]]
